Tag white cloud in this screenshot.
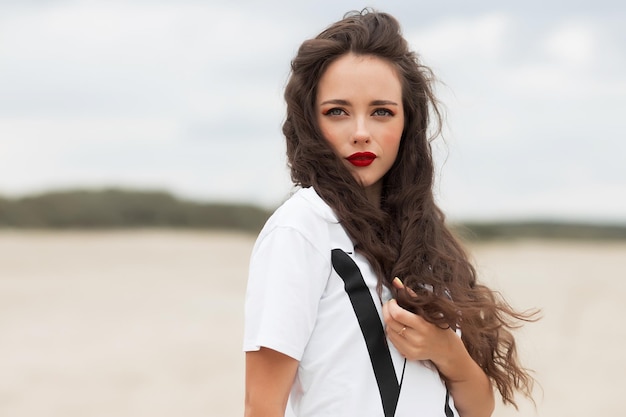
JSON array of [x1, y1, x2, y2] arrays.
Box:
[[0, 117, 179, 191], [0, 3, 292, 65], [0, 115, 290, 206], [408, 12, 626, 222], [0, 3, 625, 221], [406, 13, 512, 65], [441, 182, 626, 223], [0, 117, 179, 146], [0, 2, 293, 119], [0, 2, 299, 206], [542, 21, 596, 66]]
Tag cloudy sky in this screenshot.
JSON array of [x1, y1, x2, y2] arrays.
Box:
[[1, 0, 625, 222]]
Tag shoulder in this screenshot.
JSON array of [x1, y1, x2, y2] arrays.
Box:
[[255, 187, 338, 253], [268, 187, 337, 228]]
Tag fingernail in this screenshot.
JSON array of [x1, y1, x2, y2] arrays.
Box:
[[393, 277, 404, 287]]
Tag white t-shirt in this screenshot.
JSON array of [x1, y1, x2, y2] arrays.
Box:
[[244, 187, 459, 417]]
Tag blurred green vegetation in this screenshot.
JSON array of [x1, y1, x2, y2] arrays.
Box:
[[1, 189, 625, 240], [452, 221, 626, 241], [0, 189, 271, 233]]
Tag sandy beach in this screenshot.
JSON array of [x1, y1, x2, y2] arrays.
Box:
[[1, 231, 624, 416]]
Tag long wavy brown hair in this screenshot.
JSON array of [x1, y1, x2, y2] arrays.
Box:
[[282, 9, 536, 407]]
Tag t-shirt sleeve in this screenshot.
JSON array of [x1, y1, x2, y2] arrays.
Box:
[[243, 225, 330, 361]]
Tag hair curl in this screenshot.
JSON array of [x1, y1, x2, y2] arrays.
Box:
[[282, 9, 536, 407]]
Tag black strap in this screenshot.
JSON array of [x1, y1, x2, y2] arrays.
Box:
[[444, 388, 454, 417], [331, 249, 400, 417]]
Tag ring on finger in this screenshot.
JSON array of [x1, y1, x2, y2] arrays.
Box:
[[397, 326, 407, 337]]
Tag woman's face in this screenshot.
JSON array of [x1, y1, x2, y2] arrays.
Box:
[[316, 53, 404, 204]]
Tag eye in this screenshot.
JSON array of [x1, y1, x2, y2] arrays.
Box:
[[324, 108, 346, 116], [372, 108, 393, 117]]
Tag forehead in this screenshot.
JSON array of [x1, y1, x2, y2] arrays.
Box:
[[316, 53, 402, 102]]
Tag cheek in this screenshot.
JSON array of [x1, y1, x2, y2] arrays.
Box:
[[380, 128, 403, 168], [381, 125, 403, 151]]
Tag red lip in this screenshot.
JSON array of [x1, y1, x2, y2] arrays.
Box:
[[347, 152, 376, 167]]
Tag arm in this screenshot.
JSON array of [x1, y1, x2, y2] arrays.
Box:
[[382, 298, 494, 417], [432, 333, 494, 417], [245, 347, 299, 417]]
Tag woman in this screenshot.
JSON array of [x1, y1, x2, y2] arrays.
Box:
[[243, 9, 534, 417]]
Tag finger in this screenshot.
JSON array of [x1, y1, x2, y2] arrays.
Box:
[[383, 307, 403, 336], [386, 328, 406, 346], [386, 327, 426, 361], [405, 286, 418, 298], [386, 323, 409, 342], [383, 302, 405, 333], [388, 298, 414, 325], [393, 277, 417, 298], [388, 299, 429, 330], [387, 298, 406, 324], [392, 277, 404, 289]]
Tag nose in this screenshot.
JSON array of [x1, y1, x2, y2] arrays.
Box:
[[352, 117, 370, 144]]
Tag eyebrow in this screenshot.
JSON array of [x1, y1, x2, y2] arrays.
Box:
[[319, 99, 399, 106]]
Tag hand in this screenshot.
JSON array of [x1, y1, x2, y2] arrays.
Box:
[[382, 278, 460, 367], [383, 278, 496, 417]]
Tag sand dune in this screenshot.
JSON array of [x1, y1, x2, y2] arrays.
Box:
[[1, 231, 624, 416]]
